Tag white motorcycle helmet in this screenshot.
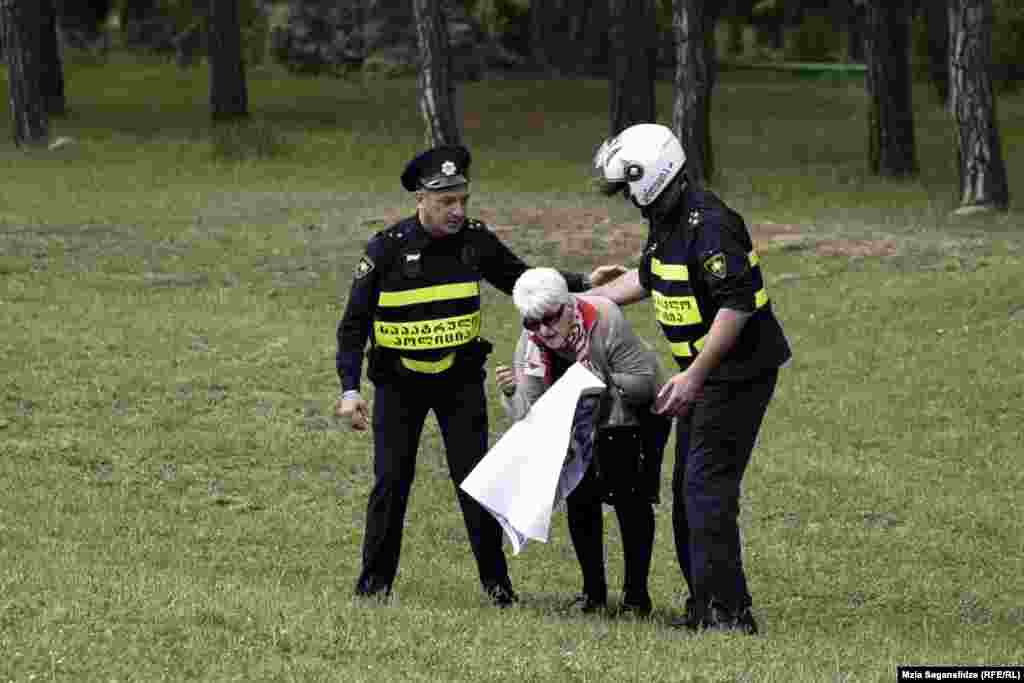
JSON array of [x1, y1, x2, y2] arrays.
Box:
[[592, 123, 686, 207]]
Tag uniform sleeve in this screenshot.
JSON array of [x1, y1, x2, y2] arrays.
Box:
[[600, 302, 659, 405], [477, 227, 587, 294], [336, 236, 390, 392], [694, 214, 757, 313]]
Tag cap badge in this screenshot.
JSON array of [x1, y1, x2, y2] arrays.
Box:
[[441, 160, 457, 176]]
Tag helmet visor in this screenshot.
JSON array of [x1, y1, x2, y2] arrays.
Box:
[[591, 137, 628, 196]]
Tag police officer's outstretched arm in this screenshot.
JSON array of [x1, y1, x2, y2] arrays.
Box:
[[335, 237, 391, 431], [586, 267, 648, 305], [473, 223, 624, 294]]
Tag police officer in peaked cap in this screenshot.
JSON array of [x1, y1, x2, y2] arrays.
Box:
[[589, 124, 792, 634], [335, 144, 626, 607]]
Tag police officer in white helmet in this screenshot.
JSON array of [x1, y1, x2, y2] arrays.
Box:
[[588, 123, 792, 634]]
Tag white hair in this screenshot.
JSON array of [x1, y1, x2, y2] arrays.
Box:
[[512, 268, 570, 320]]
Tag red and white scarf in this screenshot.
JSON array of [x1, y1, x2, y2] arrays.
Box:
[[521, 297, 600, 386]]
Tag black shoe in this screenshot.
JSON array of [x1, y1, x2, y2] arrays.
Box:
[[565, 593, 607, 614], [485, 583, 519, 608], [705, 604, 759, 635], [354, 576, 392, 603], [619, 597, 653, 618], [669, 597, 702, 631]]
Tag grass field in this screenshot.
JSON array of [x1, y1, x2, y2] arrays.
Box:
[[2, 56, 1023, 682]]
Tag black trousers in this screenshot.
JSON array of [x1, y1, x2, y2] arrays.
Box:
[[566, 414, 672, 606], [672, 369, 778, 617], [355, 373, 510, 596]]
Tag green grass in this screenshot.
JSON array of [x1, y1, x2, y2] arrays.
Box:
[[2, 57, 1023, 682]]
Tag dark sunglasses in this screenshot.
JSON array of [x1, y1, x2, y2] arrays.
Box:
[[523, 304, 565, 332]]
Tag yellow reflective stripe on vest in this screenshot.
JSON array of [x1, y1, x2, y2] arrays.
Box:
[[669, 335, 707, 358], [756, 288, 768, 308], [651, 257, 689, 281], [374, 312, 481, 350], [378, 282, 479, 308], [653, 290, 702, 326], [400, 353, 455, 374]]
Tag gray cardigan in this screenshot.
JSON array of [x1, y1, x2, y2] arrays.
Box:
[[500, 295, 665, 426]]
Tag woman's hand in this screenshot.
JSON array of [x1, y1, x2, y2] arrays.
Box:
[[494, 364, 517, 397]]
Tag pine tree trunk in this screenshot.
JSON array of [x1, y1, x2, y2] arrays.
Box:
[[847, 2, 866, 62], [413, 0, 460, 147], [865, 0, 917, 177], [121, 0, 160, 48], [672, 0, 714, 186], [924, 0, 950, 105], [582, 0, 609, 74], [40, 0, 65, 117], [208, 0, 249, 122], [609, 0, 656, 135], [1, 0, 49, 148], [949, 0, 1009, 211], [529, 0, 555, 73]]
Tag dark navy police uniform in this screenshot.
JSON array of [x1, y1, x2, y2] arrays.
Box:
[[337, 146, 588, 604], [638, 184, 792, 630]]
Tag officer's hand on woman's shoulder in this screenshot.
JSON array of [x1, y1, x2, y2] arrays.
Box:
[[589, 264, 628, 288]]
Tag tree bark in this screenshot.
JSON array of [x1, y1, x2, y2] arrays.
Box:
[[609, 0, 657, 135], [847, 0, 866, 62], [208, 0, 249, 121], [924, 0, 950, 105], [1, 0, 49, 148], [582, 0, 610, 74], [40, 0, 65, 116], [529, 0, 556, 73], [865, 0, 917, 177], [949, 0, 1009, 211], [673, 0, 715, 186], [413, 0, 460, 147], [121, 0, 161, 48]]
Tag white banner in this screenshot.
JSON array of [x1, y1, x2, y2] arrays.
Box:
[[460, 362, 605, 554]]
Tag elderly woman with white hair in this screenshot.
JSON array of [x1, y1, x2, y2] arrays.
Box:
[[494, 267, 672, 616]]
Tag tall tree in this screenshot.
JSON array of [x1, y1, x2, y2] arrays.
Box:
[[608, 0, 657, 135], [923, 0, 951, 104], [864, 0, 917, 177], [413, 0, 460, 147], [529, 0, 556, 72], [207, 0, 249, 121], [1, 0, 49, 147], [673, 0, 716, 185], [40, 0, 65, 116], [581, 0, 610, 72], [949, 0, 1009, 211], [121, 0, 161, 48]]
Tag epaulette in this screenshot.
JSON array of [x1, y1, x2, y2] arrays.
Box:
[[686, 190, 730, 229], [371, 219, 415, 244]]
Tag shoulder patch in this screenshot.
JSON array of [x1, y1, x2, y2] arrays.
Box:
[[704, 252, 727, 279], [354, 256, 375, 279]]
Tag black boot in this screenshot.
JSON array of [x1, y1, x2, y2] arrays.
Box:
[[669, 596, 702, 631], [705, 603, 759, 635], [565, 593, 607, 615], [484, 582, 519, 608]]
